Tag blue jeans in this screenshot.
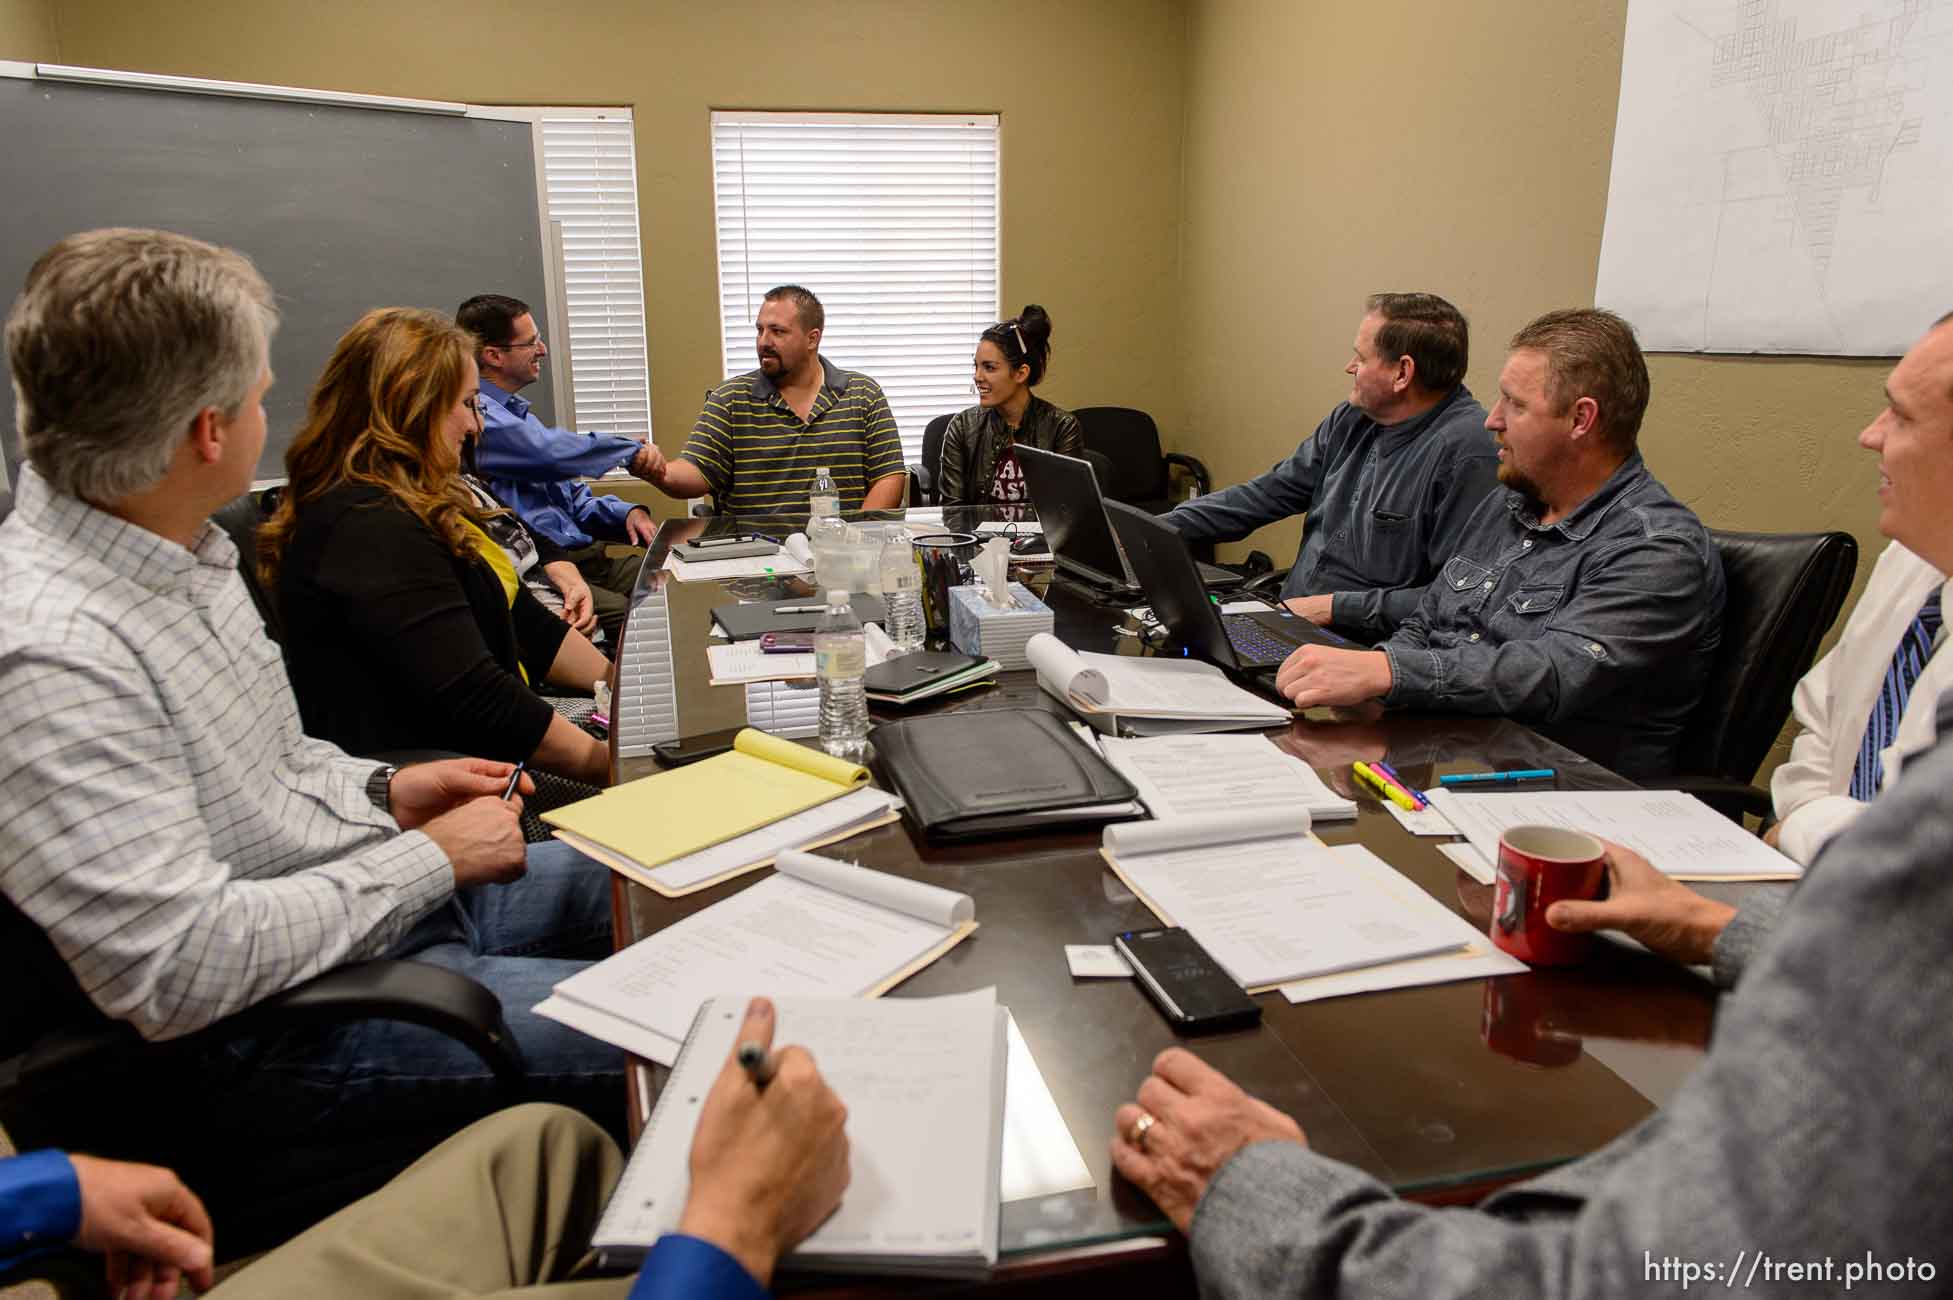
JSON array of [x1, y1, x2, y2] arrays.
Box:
[[179, 841, 627, 1250]]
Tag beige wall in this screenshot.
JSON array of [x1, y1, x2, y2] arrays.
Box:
[[17, 0, 1187, 466], [1180, 0, 1891, 589], [0, 0, 56, 59]]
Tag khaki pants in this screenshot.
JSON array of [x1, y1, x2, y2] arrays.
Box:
[[209, 1105, 635, 1299]]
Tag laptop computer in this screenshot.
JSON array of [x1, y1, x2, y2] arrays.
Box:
[[1014, 445, 1244, 596], [1103, 498, 1351, 681]]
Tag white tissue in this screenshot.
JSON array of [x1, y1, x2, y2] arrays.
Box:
[[973, 537, 1018, 608]]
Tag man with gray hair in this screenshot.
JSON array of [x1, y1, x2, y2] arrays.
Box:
[[0, 228, 623, 1245], [1273, 308, 1724, 780]]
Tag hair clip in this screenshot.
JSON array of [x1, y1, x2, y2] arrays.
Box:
[[1011, 323, 1027, 355]]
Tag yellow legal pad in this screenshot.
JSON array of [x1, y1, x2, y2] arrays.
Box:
[[540, 729, 870, 869]]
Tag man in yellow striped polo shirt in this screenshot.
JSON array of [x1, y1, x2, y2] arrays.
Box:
[[653, 286, 907, 515]]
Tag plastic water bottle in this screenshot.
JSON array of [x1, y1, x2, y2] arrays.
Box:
[[880, 531, 925, 653], [809, 466, 842, 533], [816, 589, 870, 759]]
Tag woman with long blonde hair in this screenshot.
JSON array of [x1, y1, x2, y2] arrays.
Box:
[[261, 307, 611, 785]]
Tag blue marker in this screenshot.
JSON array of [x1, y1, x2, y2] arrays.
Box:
[[1437, 768, 1556, 786]]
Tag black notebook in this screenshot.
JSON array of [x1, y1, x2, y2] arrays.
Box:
[[873, 708, 1142, 839]]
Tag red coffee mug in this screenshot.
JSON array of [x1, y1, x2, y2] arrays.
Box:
[[1490, 825, 1606, 966]]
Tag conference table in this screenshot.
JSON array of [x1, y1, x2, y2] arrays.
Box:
[[602, 506, 1727, 1294]]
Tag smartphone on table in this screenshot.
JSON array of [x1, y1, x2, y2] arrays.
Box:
[[758, 631, 815, 654], [1114, 926, 1262, 1034]]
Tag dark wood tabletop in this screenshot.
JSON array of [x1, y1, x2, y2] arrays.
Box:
[[599, 508, 1726, 1294]]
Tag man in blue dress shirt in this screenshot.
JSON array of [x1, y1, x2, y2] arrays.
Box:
[[3, 998, 849, 1299], [458, 293, 668, 647]]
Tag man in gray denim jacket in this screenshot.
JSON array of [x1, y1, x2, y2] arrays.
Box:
[[1276, 308, 1723, 781], [1166, 294, 1499, 642]]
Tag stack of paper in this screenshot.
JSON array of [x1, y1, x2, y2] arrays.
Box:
[[535, 850, 981, 1065], [664, 533, 814, 582], [541, 729, 898, 895], [1028, 633, 1291, 736], [1277, 845, 1524, 1000], [1100, 811, 1468, 989], [705, 640, 815, 684], [1425, 788, 1804, 881], [1096, 732, 1356, 821]]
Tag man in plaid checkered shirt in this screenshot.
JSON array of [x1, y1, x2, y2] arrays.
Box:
[[0, 228, 625, 1243]]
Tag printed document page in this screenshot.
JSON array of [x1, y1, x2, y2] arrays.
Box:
[[550, 858, 971, 1043], [1099, 733, 1355, 820], [1425, 789, 1802, 881], [1109, 836, 1465, 987]]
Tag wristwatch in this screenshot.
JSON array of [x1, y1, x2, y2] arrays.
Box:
[[365, 763, 398, 813]]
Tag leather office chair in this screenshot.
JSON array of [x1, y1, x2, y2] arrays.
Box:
[[1672, 528, 1858, 821], [1073, 406, 1212, 516], [211, 486, 282, 641], [907, 413, 953, 506], [0, 895, 524, 1275]]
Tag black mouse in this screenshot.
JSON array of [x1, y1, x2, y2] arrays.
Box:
[[1009, 533, 1045, 555]]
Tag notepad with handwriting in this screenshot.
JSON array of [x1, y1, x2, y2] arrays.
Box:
[[591, 988, 1006, 1277]]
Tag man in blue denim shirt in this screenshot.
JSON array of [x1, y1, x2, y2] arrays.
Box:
[[1276, 309, 1723, 780], [459, 293, 666, 646], [1166, 294, 1499, 643]]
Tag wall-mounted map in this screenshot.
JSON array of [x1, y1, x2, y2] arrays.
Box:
[[1596, 0, 1953, 355]]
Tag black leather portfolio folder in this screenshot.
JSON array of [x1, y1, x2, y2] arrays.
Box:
[[872, 708, 1140, 840], [711, 594, 888, 641]]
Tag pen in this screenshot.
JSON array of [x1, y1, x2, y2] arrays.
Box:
[[1437, 768, 1557, 786], [1352, 761, 1417, 813], [692, 534, 759, 548], [501, 762, 526, 801], [736, 1040, 776, 1089], [1372, 759, 1429, 809], [774, 605, 826, 615]]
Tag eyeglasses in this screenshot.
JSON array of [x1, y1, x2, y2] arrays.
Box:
[[500, 335, 544, 352]]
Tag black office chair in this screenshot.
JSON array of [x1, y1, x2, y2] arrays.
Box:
[[1672, 528, 1858, 821], [1073, 406, 1211, 517], [0, 895, 524, 1277], [211, 486, 282, 640], [907, 412, 954, 506]]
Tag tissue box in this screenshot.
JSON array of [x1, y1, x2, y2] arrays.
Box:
[[948, 582, 1053, 671]]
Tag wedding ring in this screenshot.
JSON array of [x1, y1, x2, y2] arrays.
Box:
[[1129, 1111, 1157, 1150]]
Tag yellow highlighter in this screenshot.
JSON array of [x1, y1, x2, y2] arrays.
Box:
[[1352, 761, 1418, 813]]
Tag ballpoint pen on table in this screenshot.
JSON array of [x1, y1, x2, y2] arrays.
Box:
[[774, 605, 827, 615]]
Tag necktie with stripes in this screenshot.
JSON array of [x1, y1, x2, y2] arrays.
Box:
[[1849, 588, 1943, 801]]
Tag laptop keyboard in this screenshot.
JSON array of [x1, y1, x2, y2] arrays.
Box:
[[1223, 614, 1298, 666]]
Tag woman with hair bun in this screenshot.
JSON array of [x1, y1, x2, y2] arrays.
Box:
[[936, 304, 1082, 506]]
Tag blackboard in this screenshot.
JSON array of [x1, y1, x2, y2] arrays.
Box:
[[0, 72, 555, 481]]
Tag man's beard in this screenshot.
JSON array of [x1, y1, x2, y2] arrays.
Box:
[[1497, 460, 1543, 508]]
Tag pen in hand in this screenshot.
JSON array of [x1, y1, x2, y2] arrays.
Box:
[[501, 762, 526, 802], [737, 1040, 777, 1089]]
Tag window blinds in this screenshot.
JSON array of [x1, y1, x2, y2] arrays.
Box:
[[710, 112, 1001, 463], [537, 111, 653, 439]]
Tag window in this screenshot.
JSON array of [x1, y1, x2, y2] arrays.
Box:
[[710, 112, 1001, 462]]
